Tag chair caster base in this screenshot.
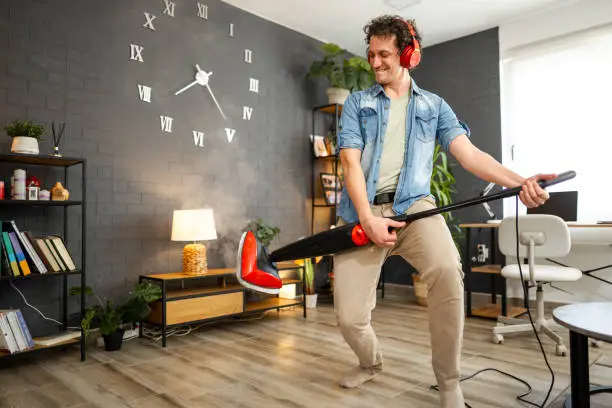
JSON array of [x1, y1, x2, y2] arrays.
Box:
[[556, 344, 568, 356], [492, 333, 504, 344]]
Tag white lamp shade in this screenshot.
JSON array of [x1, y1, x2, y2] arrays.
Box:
[[171, 208, 218, 241]]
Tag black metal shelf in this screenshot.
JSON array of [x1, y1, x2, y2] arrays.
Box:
[[0, 153, 86, 362], [0, 270, 82, 281], [0, 200, 82, 206], [311, 104, 341, 234], [0, 153, 85, 167]]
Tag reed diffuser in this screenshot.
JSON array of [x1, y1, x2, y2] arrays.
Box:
[[51, 121, 65, 157]]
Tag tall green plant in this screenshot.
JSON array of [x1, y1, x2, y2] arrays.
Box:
[[430, 144, 464, 251], [306, 43, 376, 92]]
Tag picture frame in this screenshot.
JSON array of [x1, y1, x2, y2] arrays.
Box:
[[324, 188, 341, 206], [311, 135, 329, 157], [320, 173, 341, 190]]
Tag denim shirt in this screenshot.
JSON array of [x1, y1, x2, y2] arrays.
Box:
[[337, 79, 470, 223]]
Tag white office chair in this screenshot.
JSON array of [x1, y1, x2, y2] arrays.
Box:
[[492, 214, 582, 356]]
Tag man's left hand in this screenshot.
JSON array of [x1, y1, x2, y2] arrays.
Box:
[[519, 173, 557, 208]]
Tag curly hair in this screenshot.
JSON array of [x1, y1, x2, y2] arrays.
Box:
[[363, 15, 422, 56]]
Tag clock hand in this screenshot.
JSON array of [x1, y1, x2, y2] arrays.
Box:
[[175, 64, 212, 96], [174, 79, 198, 96], [205, 83, 227, 120]]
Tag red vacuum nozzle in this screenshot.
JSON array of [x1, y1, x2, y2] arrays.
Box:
[[235, 231, 282, 294]]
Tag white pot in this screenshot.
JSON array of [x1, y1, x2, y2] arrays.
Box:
[[11, 136, 39, 155], [326, 87, 350, 105], [305, 293, 318, 309]]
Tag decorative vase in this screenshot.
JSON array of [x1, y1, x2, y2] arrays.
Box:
[[10, 136, 39, 155], [326, 87, 350, 105], [305, 293, 318, 309], [50, 182, 70, 201], [102, 328, 125, 351]]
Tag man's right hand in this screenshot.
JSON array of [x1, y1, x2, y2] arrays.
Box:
[[360, 215, 406, 248]]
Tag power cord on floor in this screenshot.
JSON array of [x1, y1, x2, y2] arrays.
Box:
[[431, 196, 555, 408]]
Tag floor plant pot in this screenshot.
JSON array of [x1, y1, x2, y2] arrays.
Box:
[[10, 136, 39, 155], [102, 329, 125, 351], [326, 87, 350, 105], [305, 293, 318, 309]]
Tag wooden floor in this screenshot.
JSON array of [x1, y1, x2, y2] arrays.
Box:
[[1, 292, 610, 408]]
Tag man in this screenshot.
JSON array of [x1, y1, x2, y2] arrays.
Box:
[[334, 15, 554, 408]]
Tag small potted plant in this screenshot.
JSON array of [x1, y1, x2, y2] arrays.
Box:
[[70, 282, 161, 351], [242, 218, 281, 248], [5, 120, 45, 155], [306, 43, 376, 105]]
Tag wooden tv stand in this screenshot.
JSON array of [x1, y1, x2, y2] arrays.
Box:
[[139, 263, 304, 347]]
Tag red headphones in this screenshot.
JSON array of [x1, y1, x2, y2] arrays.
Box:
[[399, 20, 421, 70]]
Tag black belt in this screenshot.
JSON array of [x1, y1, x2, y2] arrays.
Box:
[[373, 191, 395, 205]]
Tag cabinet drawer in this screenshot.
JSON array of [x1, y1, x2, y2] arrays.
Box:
[[147, 292, 244, 325]]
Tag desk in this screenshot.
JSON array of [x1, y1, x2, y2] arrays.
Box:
[[553, 302, 612, 408], [460, 222, 612, 319]]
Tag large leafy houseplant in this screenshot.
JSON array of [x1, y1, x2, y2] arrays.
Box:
[[242, 218, 281, 248], [71, 282, 161, 338], [306, 43, 376, 93], [430, 144, 464, 251]]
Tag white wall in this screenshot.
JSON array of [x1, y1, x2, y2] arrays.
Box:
[[499, 0, 612, 58], [498, 0, 612, 304]]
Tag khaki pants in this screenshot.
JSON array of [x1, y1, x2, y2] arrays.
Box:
[[333, 196, 465, 391]]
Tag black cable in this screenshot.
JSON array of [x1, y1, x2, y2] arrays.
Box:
[[514, 196, 555, 407], [431, 197, 557, 407], [545, 258, 612, 286]]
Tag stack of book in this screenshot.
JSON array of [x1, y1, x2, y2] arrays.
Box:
[[0, 220, 77, 277], [0, 309, 34, 354]]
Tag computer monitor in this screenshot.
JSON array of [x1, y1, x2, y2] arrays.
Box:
[[527, 191, 578, 221]]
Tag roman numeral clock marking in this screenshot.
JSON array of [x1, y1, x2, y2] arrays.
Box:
[[163, 0, 175, 17], [193, 131, 204, 147], [243, 107, 253, 121], [143, 12, 156, 30], [130, 44, 143, 62], [197, 3, 208, 19], [138, 85, 151, 102], [249, 78, 259, 93], [225, 128, 236, 143], [160, 116, 173, 133]]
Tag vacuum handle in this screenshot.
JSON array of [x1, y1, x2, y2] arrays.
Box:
[[538, 170, 576, 189], [390, 170, 576, 224]]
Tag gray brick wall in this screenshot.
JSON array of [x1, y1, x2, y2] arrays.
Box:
[[0, 0, 327, 335]]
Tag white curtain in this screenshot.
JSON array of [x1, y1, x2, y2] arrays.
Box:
[[500, 24, 612, 223]]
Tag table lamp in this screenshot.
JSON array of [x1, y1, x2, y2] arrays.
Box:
[[171, 208, 217, 275]]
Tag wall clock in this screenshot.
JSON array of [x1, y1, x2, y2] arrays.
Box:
[[127, 0, 260, 148]]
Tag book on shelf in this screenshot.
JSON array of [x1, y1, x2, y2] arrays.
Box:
[[0, 309, 34, 354], [0, 220, 77, 277]]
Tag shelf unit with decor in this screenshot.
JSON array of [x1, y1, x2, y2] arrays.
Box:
[[311, 103, 342, 234], [310, 104, 342, 301], [0, 153, 86, 361], [139, 262, 305, 347]]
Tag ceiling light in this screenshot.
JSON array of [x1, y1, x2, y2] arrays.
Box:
[[384, 0, 421, 11]]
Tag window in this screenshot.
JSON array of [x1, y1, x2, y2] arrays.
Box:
[[500, 25, 612, 222]]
